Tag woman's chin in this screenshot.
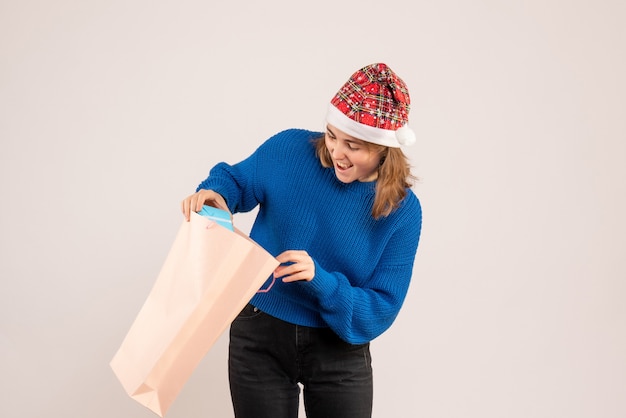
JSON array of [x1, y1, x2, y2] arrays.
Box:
[[333, 168, 354, 183]]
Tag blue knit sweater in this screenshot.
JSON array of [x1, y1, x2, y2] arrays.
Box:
[[197, 129, 422, 344]]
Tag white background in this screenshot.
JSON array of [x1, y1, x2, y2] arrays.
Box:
[[1, 1, 625, 417]]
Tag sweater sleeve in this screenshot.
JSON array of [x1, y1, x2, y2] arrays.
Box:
[[194, 129, 310, 213], [195, 146, 264, 214], [301, 197, 422, 344]]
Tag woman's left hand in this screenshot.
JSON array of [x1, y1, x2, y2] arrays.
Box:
[[273, 250, 315, 282]]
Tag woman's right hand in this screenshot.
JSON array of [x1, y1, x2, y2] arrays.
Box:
[[181, 189, 229, 221]]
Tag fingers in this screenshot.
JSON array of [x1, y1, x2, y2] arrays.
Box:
[[180, 190, 229, 222], [181, 192, 201, 221], [207, 192, 229, 213], [274, 250, 315, 282], [194, 193, 205, 214], [181, 195, 193, 221]]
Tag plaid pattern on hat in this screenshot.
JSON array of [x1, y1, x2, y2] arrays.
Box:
[[327, 63, 415, 147]]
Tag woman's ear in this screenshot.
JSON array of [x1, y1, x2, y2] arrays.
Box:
[[379, 149, 388, 166]]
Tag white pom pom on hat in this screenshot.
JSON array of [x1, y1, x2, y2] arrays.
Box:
[[326, 63, 416, 148], [395, 125, 416, 146]]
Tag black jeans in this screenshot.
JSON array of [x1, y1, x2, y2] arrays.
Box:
[[229, 304, 373, 418]]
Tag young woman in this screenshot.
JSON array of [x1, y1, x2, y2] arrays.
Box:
[[181, 63, 422, 418]]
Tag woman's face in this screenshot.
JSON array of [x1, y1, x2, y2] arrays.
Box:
[[324, 124, 383, 183]]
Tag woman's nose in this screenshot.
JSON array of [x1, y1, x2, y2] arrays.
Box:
[[331, 144, 345, 159]]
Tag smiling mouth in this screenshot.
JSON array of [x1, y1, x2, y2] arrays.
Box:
[[336, 162, 353, 170]]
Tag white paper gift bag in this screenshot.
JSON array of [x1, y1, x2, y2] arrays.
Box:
[[110, 212, 278, 416]]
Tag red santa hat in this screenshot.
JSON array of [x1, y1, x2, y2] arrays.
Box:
[[326, 63, 416, 148]]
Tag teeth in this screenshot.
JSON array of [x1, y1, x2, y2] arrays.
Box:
[[337, 163, 351, 169]]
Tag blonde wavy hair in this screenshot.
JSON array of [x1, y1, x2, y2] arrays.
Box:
[[314, 136, 415, 219]]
